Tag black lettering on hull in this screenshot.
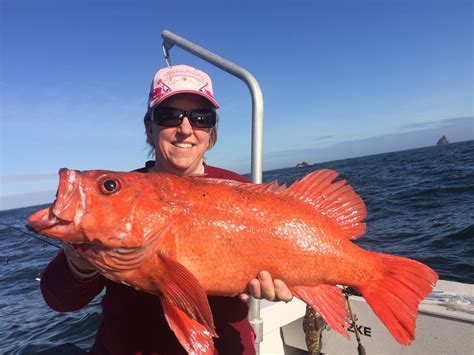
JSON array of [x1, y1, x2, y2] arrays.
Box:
[[347, 324, 372, 337]]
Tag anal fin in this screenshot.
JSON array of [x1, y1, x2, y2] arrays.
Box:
[[292, 284, 349, 338]]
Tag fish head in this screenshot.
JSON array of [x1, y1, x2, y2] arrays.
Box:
[[27, 168, 173, 250]]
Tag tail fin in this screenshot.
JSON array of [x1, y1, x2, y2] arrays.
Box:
[[359, 253, 438, 345]]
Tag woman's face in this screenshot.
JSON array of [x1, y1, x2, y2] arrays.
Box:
[[146, 94, 214, 176]]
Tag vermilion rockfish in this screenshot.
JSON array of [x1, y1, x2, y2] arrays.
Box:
[[27, 168, 438, 354]]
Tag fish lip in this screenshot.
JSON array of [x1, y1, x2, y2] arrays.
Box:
[[52, 169, 81, 222], [27, 168, 84, 239], [27, 207, 59, 231], [27, 205, 74, 233]]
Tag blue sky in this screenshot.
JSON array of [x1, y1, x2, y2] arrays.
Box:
[[1, 0, 473, 210]]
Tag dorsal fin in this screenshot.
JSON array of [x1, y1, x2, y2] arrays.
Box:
[[196, 170, 365, 239], [285, 169, 367, 240]]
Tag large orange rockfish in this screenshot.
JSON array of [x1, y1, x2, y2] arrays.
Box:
[[27, 168, 438, 354]]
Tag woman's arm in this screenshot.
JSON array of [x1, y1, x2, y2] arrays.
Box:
[[40, 248, 105, 312]]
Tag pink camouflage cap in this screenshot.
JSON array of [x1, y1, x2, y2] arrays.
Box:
[[148, 64, 219, 109]]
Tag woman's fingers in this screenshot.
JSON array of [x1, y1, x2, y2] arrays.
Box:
[[273, 279, 293, 302], [238, 278, 260, 302], [258, 271, 276, 301], [239, 271, 293, 303], [248, 278, 262, 298]]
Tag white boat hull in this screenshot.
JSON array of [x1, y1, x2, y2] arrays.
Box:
[[260, 280, 474, 354]]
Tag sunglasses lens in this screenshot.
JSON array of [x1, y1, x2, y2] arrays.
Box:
[[152, 108, 183, 127], [152, 108, 216, 128], [188, 109, 216, 128]]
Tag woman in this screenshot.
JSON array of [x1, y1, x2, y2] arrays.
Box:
[[40, 64, 292, 354]]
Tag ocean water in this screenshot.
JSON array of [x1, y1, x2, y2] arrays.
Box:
[[1, 140, 473, 353]]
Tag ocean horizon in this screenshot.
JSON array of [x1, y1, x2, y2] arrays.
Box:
[[2, 139, 473, 212]]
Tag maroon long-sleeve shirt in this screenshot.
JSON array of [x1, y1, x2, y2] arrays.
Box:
[[40, 162, 255, 354]]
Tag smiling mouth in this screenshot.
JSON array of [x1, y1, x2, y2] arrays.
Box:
[[173, 142, 194, 149]]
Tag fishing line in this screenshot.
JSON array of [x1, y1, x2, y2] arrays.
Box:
[[0, 222, 61, 249], [343, 287, 366, 355]]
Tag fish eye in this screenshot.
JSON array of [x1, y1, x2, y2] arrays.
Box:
[[99, 176, 121, 195], [104, 179, 117, 191]]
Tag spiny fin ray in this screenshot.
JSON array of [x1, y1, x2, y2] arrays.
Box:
[[285, 169, 367, 240]]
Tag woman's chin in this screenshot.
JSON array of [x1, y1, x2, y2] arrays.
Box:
[[168, 159, 201, 175]]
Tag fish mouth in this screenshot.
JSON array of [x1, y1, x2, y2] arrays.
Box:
[[26, 210, 142, 261], [26, 205, 81, 242], [27, 207, 58, 231], [26, 168, 84, 242]]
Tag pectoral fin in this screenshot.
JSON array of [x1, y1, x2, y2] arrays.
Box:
[[157, 252, 217, 350], [292, 284, 349, 337]]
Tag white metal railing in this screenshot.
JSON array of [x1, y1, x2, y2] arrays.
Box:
[[160, 30, 264, 354]]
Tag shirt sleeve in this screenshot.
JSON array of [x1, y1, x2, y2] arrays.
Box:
[[40, 249, 105, 312]]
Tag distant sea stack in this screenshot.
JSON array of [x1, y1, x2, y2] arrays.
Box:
[[437, 135, 449, 145], [295, 161, 309, 168]]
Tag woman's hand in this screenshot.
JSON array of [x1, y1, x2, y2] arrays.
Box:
[[239, 271, 293, 303], [63, 244, 98, 278]]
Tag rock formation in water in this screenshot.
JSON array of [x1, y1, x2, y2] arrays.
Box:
[[295, 161, 310, 168], [437, 135, 449, 145]]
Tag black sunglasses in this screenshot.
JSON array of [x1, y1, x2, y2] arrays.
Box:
[[151, 107, 217, 128]]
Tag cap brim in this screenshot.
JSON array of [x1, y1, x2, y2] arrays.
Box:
[[149, 90, 219, 109]]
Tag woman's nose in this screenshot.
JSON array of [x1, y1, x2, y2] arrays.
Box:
[[177, 116, 193, 135]]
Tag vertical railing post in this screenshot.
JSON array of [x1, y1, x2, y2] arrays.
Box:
[[161, 30, 264, 353]]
